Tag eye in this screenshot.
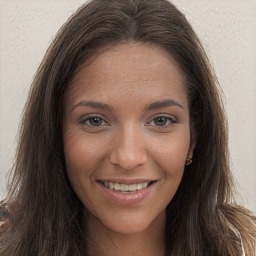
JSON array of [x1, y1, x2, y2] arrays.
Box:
[[80, 115, 109, 128], [87, 117, 104, 126], [146, 115, 176, 127], [152, 117, 169, 126]]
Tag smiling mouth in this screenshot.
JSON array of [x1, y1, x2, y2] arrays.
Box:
[[98, 181, 155, 193]]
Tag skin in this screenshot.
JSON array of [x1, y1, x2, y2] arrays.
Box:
[[63, 42, 195, 256]]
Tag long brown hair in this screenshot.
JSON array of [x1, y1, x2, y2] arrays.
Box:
[[1, 0, 255, 255]]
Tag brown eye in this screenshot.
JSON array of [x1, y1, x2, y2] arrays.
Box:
[[88, 117, 103, 126], [81, 116, 109, 128], [153, 117, 168, 126], [146, 115, 177, 128]]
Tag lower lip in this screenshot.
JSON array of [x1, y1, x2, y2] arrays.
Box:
[[98, 182, 157, 205]]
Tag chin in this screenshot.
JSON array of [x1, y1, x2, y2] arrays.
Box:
[[106, 219, 150, 235], [94, 208, 166, 236]]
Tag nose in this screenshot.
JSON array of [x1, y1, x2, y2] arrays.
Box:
[[110, 126, 147, 170]]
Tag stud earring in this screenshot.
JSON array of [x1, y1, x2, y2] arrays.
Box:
[[185, 157, 192, 165]]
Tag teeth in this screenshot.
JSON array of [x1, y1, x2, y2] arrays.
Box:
[[115, 183, 120, 190], [136, 183, 142, 190], [128, 184, 137, 192], [109, 182, 114, 190], [121, 184, 129, 192], [142, 182, 148, 188], [101, 181, 151, 192]]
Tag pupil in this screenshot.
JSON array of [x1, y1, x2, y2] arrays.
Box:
[[89, 118, 102, 126], [155, 117, 167, 126]]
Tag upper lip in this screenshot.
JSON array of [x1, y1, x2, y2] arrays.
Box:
[[97, 178, 157, 184]]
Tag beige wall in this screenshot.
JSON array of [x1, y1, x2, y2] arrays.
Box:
[[0, 1, 255, 213]]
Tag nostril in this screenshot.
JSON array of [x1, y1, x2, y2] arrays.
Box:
[[110, 150, 147, 169], [109, 131, 147, 169]]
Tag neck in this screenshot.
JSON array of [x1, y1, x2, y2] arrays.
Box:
[[84, 211, 166, 256]]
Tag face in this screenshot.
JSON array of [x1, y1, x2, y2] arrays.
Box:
[[63, 42, 194, 235]]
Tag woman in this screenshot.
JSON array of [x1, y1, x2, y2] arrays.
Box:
[[0, 0, 255, 255]]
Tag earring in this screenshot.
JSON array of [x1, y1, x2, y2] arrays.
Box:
[[185, 157, 192, 165], [0, 203, 9, 228]]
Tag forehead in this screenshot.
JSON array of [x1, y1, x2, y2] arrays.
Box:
[[65, 42, 188, 108]]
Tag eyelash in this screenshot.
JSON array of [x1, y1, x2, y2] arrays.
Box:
[[80, 113, 177, 129]]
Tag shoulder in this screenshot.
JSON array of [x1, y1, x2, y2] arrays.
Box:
[[221, 204, 256, 256]]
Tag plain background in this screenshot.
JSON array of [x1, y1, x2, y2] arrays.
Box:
[[0, 0, 255, 213]]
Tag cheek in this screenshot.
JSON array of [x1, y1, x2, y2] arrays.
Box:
[[63, 131, 108, 216], [63, 130, 103, 195], [64, 128, 105, 169], [150, 134, 190, 208], [145, 130, 190, 205], [148, 129, 191, 176]]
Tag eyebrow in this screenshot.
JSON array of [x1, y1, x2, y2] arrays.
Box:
[[71, 99, 184, 112], [145, 99, 184, 110], [71, 101, 114, 112]]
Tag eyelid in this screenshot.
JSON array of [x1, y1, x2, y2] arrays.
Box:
[[147, 113, 177, 122]]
